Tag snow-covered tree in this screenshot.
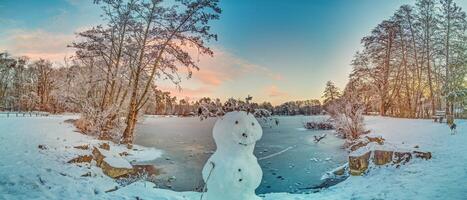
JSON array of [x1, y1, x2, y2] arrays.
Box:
[[70, 0, 221, 144], [322, 81, 341, 109], [329, 81, 367, 141]]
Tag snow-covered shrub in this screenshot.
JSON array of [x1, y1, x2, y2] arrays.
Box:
[[253, 108, 272, 119], [197, 103, 225, 120], [76, 102, 127, 141], [304, 121, 334, 130], [329, 98, 367, 142]]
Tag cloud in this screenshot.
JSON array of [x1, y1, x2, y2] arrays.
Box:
[[266, 85, 288, 97], [0, 29, 74, 62], [186, 47, 283, 86], [0, 27, 284, 101]]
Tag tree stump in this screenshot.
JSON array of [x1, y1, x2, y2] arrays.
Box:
[[349, 151, 371, 175], [373, 150, 393, 165]]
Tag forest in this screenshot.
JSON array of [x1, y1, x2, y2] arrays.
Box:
[[343, 0, 467, 118]]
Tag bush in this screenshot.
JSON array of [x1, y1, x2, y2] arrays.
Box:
[[328, 98, 367, 141], [304, 121, 334, 130], [76, 103, 127, 142]]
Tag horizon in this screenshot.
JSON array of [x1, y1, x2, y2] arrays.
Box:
[[1, 0, 467, 105]]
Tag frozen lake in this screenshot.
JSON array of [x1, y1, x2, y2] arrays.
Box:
[[134, 115, 347, 194]]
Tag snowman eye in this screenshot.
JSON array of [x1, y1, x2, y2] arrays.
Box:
[[235, 120, 238, 124], [251, 122, 255, 126], [238, 168, 241, 172], [238, 178, 242, 182]]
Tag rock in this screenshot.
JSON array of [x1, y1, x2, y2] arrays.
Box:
[[365, 136, 385, 145], [413, 151, 432, 160], [414, 145, 419, 148], [92, 147, 134, 178], [101, 161, 133, 178], [99, 143, 110, 151], [119, 151, 129, 157], [349, 140, 369, 151], [92, 147, 105, 166], [393, 151, 412, 164], [350, 136, 385, 152], [38, 144, 48, 150], [373, 150, 393, 165], [333, 166, 346, 176], [68, 155, 93, 163], [74, 144, 89, 150], [349, 151, 371, 176]]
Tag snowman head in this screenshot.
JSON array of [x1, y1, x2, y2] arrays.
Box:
[[213, 111, 263, 150]]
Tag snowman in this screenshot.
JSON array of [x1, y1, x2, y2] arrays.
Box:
[[201, 111, 263, 200]]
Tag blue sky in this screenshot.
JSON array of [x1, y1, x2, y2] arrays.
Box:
[[2, 0, 466, 104]]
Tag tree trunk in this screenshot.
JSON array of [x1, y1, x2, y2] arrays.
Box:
[[122, 97, 138, 144]]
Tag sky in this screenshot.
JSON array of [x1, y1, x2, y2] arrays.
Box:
[[2, 0, 467, 105]]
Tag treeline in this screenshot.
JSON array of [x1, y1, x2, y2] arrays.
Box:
[[347, 0, 467, 118], [0, 52, 324, 117], [0, 55, 75, 113], [146, 97, 323, 116]]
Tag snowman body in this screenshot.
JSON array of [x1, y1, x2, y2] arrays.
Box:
[[202, 111, 263, 200]]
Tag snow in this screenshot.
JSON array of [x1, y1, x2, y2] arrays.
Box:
[[201, 111, 263, 200], [321, 163, 348, 180], [98, 148, 133, 169], [1, 115, 466, 199], [111, 145, 162, 163], [0, 115, 165, 199], [349, 141, 398, 157]]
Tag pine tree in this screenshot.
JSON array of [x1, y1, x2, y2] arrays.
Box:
[[322, 81, 341, 107]]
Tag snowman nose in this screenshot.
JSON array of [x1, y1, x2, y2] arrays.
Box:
[[242, 133, 248, 138]]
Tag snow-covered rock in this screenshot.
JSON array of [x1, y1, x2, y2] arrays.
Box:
[[201, 111, 263, 200], [348, 136, 432, 176], [349, 151, 371, 175], [92, 147, 134, 178]]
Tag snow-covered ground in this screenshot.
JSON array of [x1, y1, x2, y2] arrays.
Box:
[[0, 115, 465, 199]]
